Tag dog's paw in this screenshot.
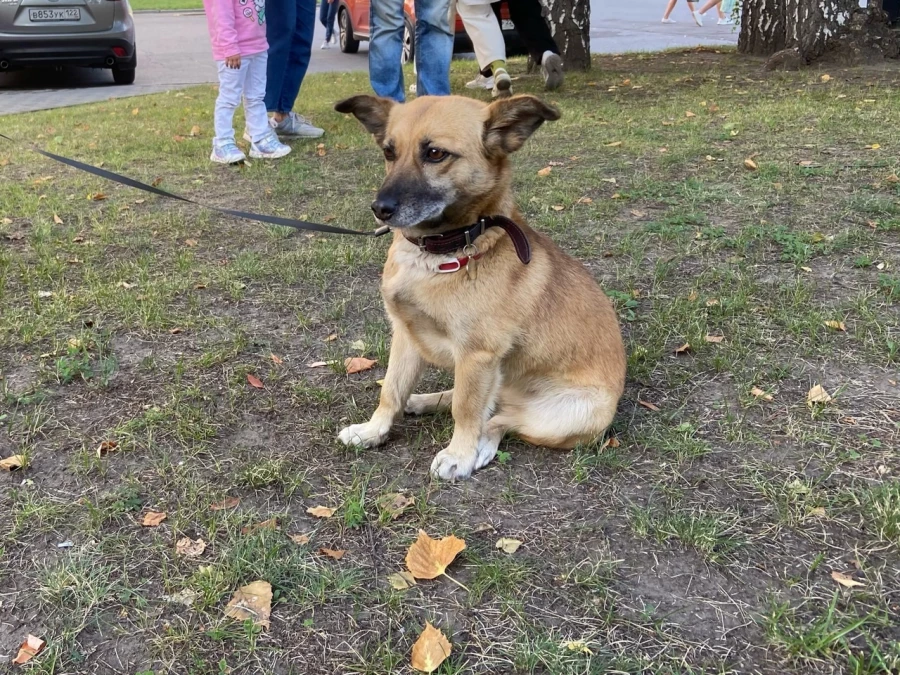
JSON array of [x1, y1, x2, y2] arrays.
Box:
[[474, 433, 501, 470], [430, 446, 477, 481], [338, 421, 389, 448]]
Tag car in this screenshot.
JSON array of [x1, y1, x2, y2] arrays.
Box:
[[337, 0, 521, 64], [0, 0, 137, 85]]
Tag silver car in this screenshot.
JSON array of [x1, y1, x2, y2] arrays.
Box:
[[0, 0, 136, 84]]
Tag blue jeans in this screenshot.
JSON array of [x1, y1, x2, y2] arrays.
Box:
[[369, 0, 452, 102], [319, 0, 338, 41], [265, 0, 316, 113]]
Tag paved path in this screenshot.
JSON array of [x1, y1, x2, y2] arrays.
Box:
[[0, 0, 737, 115]]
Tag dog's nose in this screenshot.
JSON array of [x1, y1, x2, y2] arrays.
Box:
[[371, 197, 398, 221]]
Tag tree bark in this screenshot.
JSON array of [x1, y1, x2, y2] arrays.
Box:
[[738, 0, 899, 67], [541, 0, 592, 71]]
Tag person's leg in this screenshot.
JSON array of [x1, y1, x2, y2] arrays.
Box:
[[662, 0, 678, 20], [319, 0, 328, 28], [456, 1, 509, 96], [686, 1, 703, 25], [507, 0, 558, 63], [414, 0, 453, 96], [369, 0, 406, 101], [325, 0, 339, 40], [698, 0, 721, 16], [211, 60, 248, 163], [273, 0, 315, 116], [243, 52, 272, 143], [265, 0, 295, 113]]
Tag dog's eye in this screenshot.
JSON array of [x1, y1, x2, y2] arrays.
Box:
[[383, 147, 396, 162], [425, 148, 448, 163]]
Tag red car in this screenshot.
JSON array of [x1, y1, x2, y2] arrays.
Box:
[[337, 0, 520, 63]]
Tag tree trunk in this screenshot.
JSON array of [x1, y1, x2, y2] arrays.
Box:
[[738, 0, 899, 68], [541, 0, 592, 71]]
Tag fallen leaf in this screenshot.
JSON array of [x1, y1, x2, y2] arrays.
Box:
[[743, 158, 758, 171], [605, 141, 623, 147], [800, 266, 812, 273], [809, 506, 826, 518], [135, 198, 146, 204], [12, 635, 46, 665], [576, 197, 593, 204], [316, 143, 326, 157], [307, 361, 328, 368], [537, 166, 552, 177], [165, 588, 200, 607], [210, 496, 240, 511], [750, 387, 774, 402], [405, 530, 466, 580], [674, 343, 692, 355], [224, 580, 272, 629], [142, 511, 167, 527], [601, 436, 621, 449], [685, 111, 696, 118], [91, 193, 108, 201], [388, 570, 417, 590], [705, 335, 725, 343], [824, 320, 846, 331], [241, 518, 279, 535], [0, 454, 26, 471], [349, 339, 367, 351], [865, 143, 881, 150], [247, 373, 264, 389], [289, 533, 311, 545], [190, 125, 201, 136], [551, 205, 565, 211], [325, 333, 338, 342], [169, 327, 183, 334], [706, 298, 720, 307], [411, 622, 452, 673], [151, 177, 163, 187], [378, 493, 415, 520], [307, 505, 335, 519], [320, 547, 346, 560], [472, 522, 495, 533], [176, 537, 207, 557], [820, 74, 832, 82], [132, 107, 140, 115], [638, 399, 660, 411], [495, 537, 522, 554], [270, 353, 283, 365], [345, 357, 377, 374], [807, 384, 832, 407], [95, 440, 118, 457], [116, 281, 136, 289], [53, 214, 63, 225], [184, 238, 198, 247], [831, 570, 864, 588]]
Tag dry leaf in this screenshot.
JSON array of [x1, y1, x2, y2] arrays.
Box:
[[866, 143, 881, 150], [388, 570, 417, 590], [411, 622, 452, 673], [685, 111, 696, 118], [190, 125, 201, 136], [13, 635, 46, 665], [495, 537, 522, 554], [0, 454, 25, 471], [831, 570, 864, 588], [674, 343, 692, 355], [151, 177, 163, 187], [378, 493, 415, 520], [247, 373, 264, 389], [91, 192, 108, 201], [270, 353, 284, 365], [537, 166, 552, 177], [601, 436, 621, 449], [325, 333, 338, 342], [743, 158, 758, 171], [824, 320, 846, 331], [319, 547, 346, 560], [809, 506, 826, 518], [316, 143, 326, 157], [307, 361, 329, 368], [405, 530, 466, 580], [184, 238, 198, 247], [345, 357, 377, 374], [605, 141, 623, 147], [224, 580, 272, 629], [176, 537, 206, 557], [551, 205, 565, 211], [820, 74, 832, 82], [210, 496, 240, 511], [290, 533, 311, 545], [576, 197, 593, 204], [807, 384, 832, 407], [307, 505, 335, 519], [705, 335, 725, 343], [242, 518, 279, 535], [169, 327, 183, 334], [53, 214, 63, 225], [132, 107, 140, 115], [750, 387, 774, 402], [638, 399, 660, 411], [349, 339, 367, 351], [142, 511, 167, 527], [96, 440, 118, 457], [472, 522, 495, 533]]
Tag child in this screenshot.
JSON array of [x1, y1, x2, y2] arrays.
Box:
[[203, 0, 291, 163], [455, 0, 511, 98]]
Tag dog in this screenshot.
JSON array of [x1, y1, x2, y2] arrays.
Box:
[[334, 93, 626, 480]]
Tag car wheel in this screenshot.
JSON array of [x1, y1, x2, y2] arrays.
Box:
[[112, 50, 136, 85], [401, 17, 415, 65], [339, 8, 360, 54]]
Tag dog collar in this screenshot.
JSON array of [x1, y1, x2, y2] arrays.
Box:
[[404, 215, 531, 265]]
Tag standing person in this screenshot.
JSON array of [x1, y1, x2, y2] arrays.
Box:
[[456, 0, 511, 98], [370, 0, 453, 102], [203, 0, 292, 162], [490, 0, 564, 91], [319, 0, 339, 48], [661, 0, 704, 25], [263, 0, 325, 139]]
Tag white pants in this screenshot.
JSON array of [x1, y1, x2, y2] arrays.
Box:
[[214, 51, 269, 145], [455, 0, 505, 71]]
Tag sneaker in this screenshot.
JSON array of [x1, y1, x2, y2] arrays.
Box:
[[692, 10, 704, 25], [270, 111, 324, 138], [492, 68, 513, 98], [249, 133, 291, 159], [321, 39, 331, 49], [661, 17, 676, 23], [541, 51, 564, 91], [210, 140, 246, 164], [466, 73, 494, 90], [717, 17, 733, 24]]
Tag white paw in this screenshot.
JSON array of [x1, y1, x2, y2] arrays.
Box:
[[474, 434, 501, 470], [430, 446, 478, 481], [404, 396, 431, 416], [338, 421, 389, 448]]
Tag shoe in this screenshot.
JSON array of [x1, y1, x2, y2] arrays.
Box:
[[270, 111, 324, 138], [717, 17, 733, 24], [466, 73, 494, 90], [249, 133, 291, 159], [661, 17, 676, 23], [692, 10, 703, 25], [492, 68, 512, 98], [541, 52, 564, 91], [321, 39, 331, 49], [210, 140, 246, 164]]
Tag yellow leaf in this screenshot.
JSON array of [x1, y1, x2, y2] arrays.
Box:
[[674, 343, 692, 355], [743, 158, 758, 171], [388, 570, 417, 590], [53, 214, 63, 225], [224, 580, 272, 629], [809, 507, 826, 518], [176, 537, 207, 557], [576, 197, 593, 204], [564, 641, 594, 655], [0, 454, 26, 471], [865, 143, 881, 150], [537, 166, 552, 177], [190, 125, 201, 136], [345, 357, 377, 374], [605, 141, 623, 147], [820, 74, 831, 82], [270, 353, 284, 365], [495, 537, 522, 554], [290, 533, 311, 545], [685, 111, 696, 118], [806, 384, 832, 407], [319, 547, 346, 560], [184, 238, 198, 247], [551, 205, 565, 211], [142, 511, 167, 527], [831, 570, 864, 588], [132, 107, 140, 115], [405, 530, 466, 580], [750, 387, 774, 402], [307, 505, 336, 518], [704, 335, 725, 343], [824, 320, 846, 331], [13, 635, 46, 665], [411, 622, 452, 673], [378, 492, 415, 520]]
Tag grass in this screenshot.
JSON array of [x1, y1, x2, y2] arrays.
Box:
[[130, 0, 203, 11], [1, 51, 899, 674]]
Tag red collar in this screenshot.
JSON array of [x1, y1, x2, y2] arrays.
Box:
[[436, 252, 483, 273], [403, 215, 531, 265]]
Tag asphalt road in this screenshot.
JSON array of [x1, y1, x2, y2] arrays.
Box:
[[0, 0, 737, 115]]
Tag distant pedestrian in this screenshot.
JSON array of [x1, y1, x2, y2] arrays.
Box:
[[661, 0, 704, 26], [203, 0, 292, 163], [319, 0, 338, 49], [491, 0, 564, 90], [698, 0, 733, 24], [456, 0, 512, 98]]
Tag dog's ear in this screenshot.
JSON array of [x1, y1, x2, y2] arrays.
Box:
[[483, 95, 561, 156], [335, 95, 396, 144]]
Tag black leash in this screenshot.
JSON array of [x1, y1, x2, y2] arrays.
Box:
[[0, 132, 390, 239]]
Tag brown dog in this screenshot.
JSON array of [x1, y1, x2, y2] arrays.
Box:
[[335, 93, 625, 480]]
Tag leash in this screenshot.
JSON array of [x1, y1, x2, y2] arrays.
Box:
[[0, 132, 390, 239]]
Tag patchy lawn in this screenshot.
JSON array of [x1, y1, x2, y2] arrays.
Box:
[[1, 52, 899, 674], [130, 0, 203, 11]]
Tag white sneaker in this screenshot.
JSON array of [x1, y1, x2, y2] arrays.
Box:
[[492, 68, 512, 98], [210, 140, 246, 164], [692, 10, 704, 25], [661, 17, 676, 23], [466, 73, 494, 90], [321, 40, 331, 49], [718, 17, 733, 24], [249, 133, 291, 159]]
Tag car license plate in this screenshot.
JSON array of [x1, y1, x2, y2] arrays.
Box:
[[501, 19, 514, 30], [29, 8, 81, 21]]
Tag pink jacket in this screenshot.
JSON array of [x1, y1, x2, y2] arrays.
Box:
[[203, 0, 268, 61]]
